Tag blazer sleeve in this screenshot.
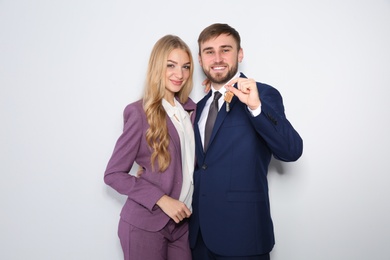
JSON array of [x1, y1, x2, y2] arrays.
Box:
[[104, 104, 165, 211], [249, 84, 303, 162]]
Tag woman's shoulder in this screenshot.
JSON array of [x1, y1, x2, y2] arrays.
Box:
[[181, 97, 196, 111], [124, 99, 143, 110], [123, 99, 144, 119]]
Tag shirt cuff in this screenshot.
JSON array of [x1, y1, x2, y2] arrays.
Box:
[[247, 105, 261, 117]]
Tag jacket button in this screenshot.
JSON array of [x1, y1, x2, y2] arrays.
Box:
[[202, 164, 207, 170]]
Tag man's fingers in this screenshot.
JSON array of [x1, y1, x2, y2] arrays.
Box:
[[225, 85, 240, 96]]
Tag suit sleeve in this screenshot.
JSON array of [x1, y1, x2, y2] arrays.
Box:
[[104, 104, 165, 211], [249, 85, 303, 162]]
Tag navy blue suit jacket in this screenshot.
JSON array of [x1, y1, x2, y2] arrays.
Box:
[[189, 73, 303, 256]]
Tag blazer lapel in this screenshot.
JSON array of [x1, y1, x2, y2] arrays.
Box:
[[207, 82, 241, 149], [194, 92, 211, 160], [198, 73, 248, 154], [166, 116, 181, 160], [195, 92, 211, 123]]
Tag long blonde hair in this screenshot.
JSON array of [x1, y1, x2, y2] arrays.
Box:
[[143, 35, 194, 172]]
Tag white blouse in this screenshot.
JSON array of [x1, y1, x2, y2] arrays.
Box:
[[162, 98, 195, 211]]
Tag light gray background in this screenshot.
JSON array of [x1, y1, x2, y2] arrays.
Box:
[[1, 0, 390, 259]]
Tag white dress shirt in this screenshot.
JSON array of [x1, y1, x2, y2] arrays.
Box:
[[162, 98, 195, 211]]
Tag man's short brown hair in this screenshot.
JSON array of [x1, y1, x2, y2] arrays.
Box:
[[198, 23, 241, 55]]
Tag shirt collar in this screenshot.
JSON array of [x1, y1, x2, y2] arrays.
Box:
[[162, 98, 176, 118], [162, 98, 186, 119]]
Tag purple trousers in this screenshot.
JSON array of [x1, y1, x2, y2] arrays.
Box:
[[118, 218, 191, 260]]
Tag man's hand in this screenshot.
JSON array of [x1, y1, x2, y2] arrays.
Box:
[[225, 78, 261, 110]]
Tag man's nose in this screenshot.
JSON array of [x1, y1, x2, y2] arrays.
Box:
[[214, 52, 223, 62]]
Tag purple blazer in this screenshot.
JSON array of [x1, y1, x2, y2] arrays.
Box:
[[104, 98, 196, 232]]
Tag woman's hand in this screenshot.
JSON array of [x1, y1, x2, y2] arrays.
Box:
[[202, 78, 211, 93], [156, 195, 191, 223]]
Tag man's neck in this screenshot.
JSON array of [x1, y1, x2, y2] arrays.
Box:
[[212, 83, 225, 91], [211, 72, 240, 90]]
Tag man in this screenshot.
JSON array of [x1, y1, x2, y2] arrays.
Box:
[[189, 23, 303, 259]]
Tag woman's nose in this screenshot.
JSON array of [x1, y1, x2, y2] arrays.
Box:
[[174, 68, 183, 79]]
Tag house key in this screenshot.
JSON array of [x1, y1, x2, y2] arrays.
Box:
[[224, 91, 234, 112]]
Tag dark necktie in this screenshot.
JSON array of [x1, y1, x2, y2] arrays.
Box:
[[204, 91, 222, 151]]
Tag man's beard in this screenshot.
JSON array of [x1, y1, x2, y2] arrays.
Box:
[[203, 62, 238, 85]]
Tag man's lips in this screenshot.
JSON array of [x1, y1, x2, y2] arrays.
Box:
[[211, 65, 227, 71]]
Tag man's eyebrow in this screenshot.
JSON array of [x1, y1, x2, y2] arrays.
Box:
[[202, 45, 233, 52], [202, 47, 214, 52]]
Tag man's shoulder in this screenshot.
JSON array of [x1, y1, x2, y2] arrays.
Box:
[[196, 92, 212, 106]]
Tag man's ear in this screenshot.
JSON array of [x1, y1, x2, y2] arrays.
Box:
[[238, 48, 244, 63]]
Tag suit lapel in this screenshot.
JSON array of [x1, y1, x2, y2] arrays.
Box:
[[194, 92, 211, 160], [166, 116, 181, 160], [197, 73, 245, 154], [207, 82, 241, 150], [195, 92, 211, 123]]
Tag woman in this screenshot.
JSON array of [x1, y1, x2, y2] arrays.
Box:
[[104, 35, 196, 260]]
